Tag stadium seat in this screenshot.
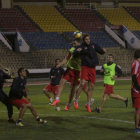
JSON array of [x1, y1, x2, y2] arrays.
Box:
[[63, 31, 118, 48], [126, 6, 140, 23], [98, 7, 140, 31], [20, 5, 77, 32], [0, 8, 39, 32], [21, 32, 71, 50], [61, 8, 105, 31]]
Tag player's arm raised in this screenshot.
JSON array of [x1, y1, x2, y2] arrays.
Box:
[[56, 53, 71, 68]]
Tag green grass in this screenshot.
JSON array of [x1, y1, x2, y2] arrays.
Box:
[[0, 80, 140, 140]]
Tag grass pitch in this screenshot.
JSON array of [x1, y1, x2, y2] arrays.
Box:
[[0, 80, 140, 140]]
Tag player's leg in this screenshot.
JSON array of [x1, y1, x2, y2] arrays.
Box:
[[43, 84, 53, 103], [109, 94, 125, 101], [85, 81, 94, 112], [43, 89, 53, 103], [109, 94, 128, 107], [16, 104, 28, 126], [27, 103, 47, 124], [96, 94, 108, 113], [84, 67, 96, 112], [74, 79, 86, 109], [83, 84, 94, 105], [65, 85, 76, 111], [135, 108, 140, 133], [0, 90, 14, 122], [51, 78, 67, 106]]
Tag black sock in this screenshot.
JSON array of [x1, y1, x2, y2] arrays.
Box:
[[36, 116, 40, 122], [17, 119, 22, 123]]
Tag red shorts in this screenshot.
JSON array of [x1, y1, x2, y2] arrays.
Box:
[[80, 66, 96, 84], [62, 68, 80, 85], [104, 84, 114, 94], [44, 84, 58, 96], [132, 97, 140, 108], [10, 98, 29, 109]]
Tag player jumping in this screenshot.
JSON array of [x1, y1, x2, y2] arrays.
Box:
[[51, 38, 83, 110], [73, 34, 106, 112]]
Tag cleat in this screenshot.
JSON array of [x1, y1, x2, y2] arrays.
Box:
[[125, 98, 128, 108], [64, 105, 70, 111], [8, 118, 16, 123], [74, 102, 78, 109], [85, 104, 91, 112], [51, 99, 60, 106], [39, 119, 47, 124], [95, 107, 101, 113], [135, 128, 140, 133], [16, 122, 24, 127]]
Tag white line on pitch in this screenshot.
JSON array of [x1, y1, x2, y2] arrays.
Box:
[[0, 110, 134, 124]]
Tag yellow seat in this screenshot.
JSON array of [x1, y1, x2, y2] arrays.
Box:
[[21, 5, 77, 32], [98, 7, 140, 31]]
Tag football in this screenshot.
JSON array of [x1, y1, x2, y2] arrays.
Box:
[[73, 31, 82, 38]]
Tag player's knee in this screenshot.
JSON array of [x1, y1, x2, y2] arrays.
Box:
[[80, 83, 85, 88], [109, 94, 113, 98], [89, 84, 94, 91], [21, 104, 27, 109], [27, 103, 32, 108], [60, 79, 66, 86]]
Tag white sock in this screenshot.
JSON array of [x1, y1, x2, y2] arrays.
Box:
[[56, 97, 59, 100], [87, 102, 90, 106], [75, 99, 78, 103], [50, 98, 53, 102]]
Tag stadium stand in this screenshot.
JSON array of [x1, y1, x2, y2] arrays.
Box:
[[61, 8, 105, 31], [20, 5, 77, 32], [98, 7, 140, 31], [32, 49, 67, 68], [21, 32, 71, 50], [0, 8, 39, 32], [133, 31, 140, 39], [64, 31, 118, 47], [125, 6, 140, 22], [0, 40, 43, 71]]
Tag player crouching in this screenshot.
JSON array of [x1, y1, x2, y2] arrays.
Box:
[[9, 68, 47, 126]]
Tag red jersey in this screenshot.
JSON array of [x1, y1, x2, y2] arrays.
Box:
[[131, 60, 140, 97]]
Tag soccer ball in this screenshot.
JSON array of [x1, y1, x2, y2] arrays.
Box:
[[73, 31, 82, 38]]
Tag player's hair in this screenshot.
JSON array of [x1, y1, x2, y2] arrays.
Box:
[[73, 38, 81, 43], [55, 59, 60, 62], [134, 50, 140, 59], [82, 34, 90, 42], [18, 67, 25, 76], [108, 54, 114, 58]]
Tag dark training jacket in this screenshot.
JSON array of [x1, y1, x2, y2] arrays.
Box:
[[73, 42, 105, 67], [50, 67, 64, 85], [9, 77, 27, 99], [0, 69, 11, 89]]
